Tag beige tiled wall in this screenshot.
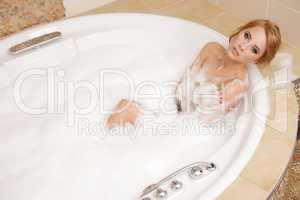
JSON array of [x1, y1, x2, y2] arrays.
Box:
[[63, 0, 116, 16], [269, 0, 300, 48], [209, 0, 300, 48]]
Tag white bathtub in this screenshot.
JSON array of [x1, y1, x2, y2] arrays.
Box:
[[0, 13, 269, 200]]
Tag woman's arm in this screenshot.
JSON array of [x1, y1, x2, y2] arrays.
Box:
[[198, 42, 226, 70], [175, 42, 226, 112], [106, 99, 140, 128]]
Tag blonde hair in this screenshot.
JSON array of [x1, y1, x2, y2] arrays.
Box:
[[229, 19, 281, 64]]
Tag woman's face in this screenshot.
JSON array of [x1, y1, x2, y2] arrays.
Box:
[[228, 26, 267, 64]]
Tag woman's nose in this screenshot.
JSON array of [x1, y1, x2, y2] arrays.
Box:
[[238, 44, 244, 52], [238, 42, 250, 52]]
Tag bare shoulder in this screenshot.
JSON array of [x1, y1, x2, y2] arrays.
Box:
[[192, 42, 226, 70], [202, 42, 226, 52], [200, 42, 226, 58]]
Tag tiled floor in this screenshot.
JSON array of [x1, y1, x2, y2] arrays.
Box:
[[83, 0, 300, 199], [84, 0, 300, 76]]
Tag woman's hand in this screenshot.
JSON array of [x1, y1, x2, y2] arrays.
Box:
[[106, 99, 139, 128], [218, 80, 248, 112]]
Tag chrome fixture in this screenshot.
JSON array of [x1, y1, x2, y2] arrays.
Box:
[[139, 162, 216, 199], [155, 188, 168, 199], [170, 180, 183, 190], [9, 31, 61, 54], [188, 166, 203, 179], [206, 162, 216, 171]]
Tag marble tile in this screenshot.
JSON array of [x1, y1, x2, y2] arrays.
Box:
[[200, 13, 246, 36], [240, 127, 295, 191], [278, 42, 300, 78], [266, 113, 298, 137], [140, 0, 184, 10], [83, 0, 151, 15], [0, 0, 65, 38], [268, 87, 289, 114], [263, 87, 297, 136], [207, 0, 220, 6], [266, 116, 288, 134], [217, 177, 269, 200], [150, 0, 223, 24], [64, 0, 116, 17], [266, 97, 298, 140], [217, 0, 268, 20], [269, 0, 300, 49], [265, 120, 297, 143], [273, 0, 300, 12]]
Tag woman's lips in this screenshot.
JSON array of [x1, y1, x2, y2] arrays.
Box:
[[232, 47, 240, 57], [233, 47, 239, 56], [234, 48, 240, 56]]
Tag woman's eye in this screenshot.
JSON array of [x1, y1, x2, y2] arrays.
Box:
[[244, 31, 251, 40], [251, 47, 258, 54]]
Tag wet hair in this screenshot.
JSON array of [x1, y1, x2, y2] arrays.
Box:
[[229, 19, 281, 64]]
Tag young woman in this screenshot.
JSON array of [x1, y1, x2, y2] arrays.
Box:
[[106, 19, 281, 128]]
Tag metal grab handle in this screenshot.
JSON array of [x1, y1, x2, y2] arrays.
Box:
[[9, 31, 62, 54], [140, 162, 216, 198]]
